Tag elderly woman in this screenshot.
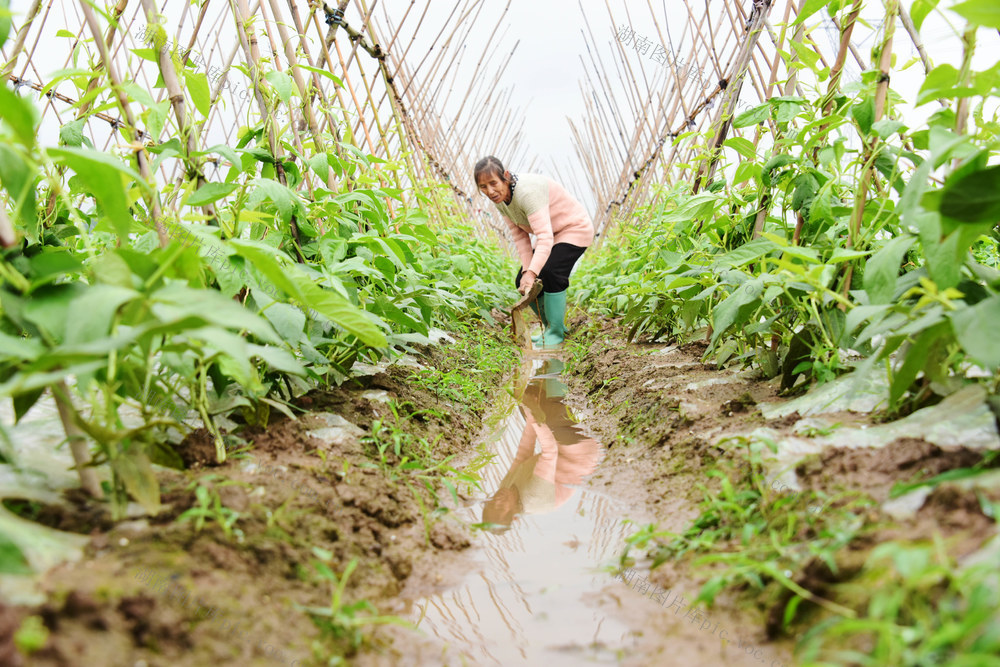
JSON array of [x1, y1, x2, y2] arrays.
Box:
[[474, 156, 595, 348]]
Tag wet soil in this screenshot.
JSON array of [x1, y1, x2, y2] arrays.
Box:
[[4, 324, 517, 667], [549, 315, 999, 664], [5, 313, 997, 666]]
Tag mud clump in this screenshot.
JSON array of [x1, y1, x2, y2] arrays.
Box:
[[0, 602, 26, 667], [721, 392, 756, 414], [175, 427, 218, 468], [796, 437, 987, 501]]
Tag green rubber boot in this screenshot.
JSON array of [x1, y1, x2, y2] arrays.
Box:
[[532, 290, 568, 348]]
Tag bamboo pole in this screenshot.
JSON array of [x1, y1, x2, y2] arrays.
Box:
[[693, 0, 776, 194], [0, 0, 43, 79], [53, 380, 103, 498], [139, 0, 217, 225], [78, 0, 169, 247], [228, 0, 306, 261], [842, 0, 897, 296]]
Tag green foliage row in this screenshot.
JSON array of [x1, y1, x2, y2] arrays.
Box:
[[574, 0, 1000, 411], [0, 81, 516, 524]]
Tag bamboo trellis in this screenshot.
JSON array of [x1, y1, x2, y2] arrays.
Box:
[[577, 0, 936, 240], [0, 0, 526, 247], [0, 0, 952, 249]]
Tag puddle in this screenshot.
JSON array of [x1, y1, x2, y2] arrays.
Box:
[[406, 355, 637, 665]]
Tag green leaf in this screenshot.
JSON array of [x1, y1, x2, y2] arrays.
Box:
[[298, 64, 343, 88], [950, 295, 1000, 368], [264, 70, 294, 103], [952, 0, 1000, 28], [260, 302, 306, 342], [899, 158, 933, 227], [229, 240, 386, 347], [872, 119, 905, 138], [710, 279, 763, 346], [307, 153, 330, 181], [790, 40, 821, 70], [65, 285, 139, 345], [723, 137, 756, 160], [850, 98, 875, 135], [733, 161, 759, 184], [911, 0, 941, 31], [150, 283, 282, 345], [890, 323, 948, 406], [0, 360, 106, 395], [374, 296, 428, 336], [0, 331, 44, 362], [47, 146, 149, 239], [0, 143, 39, 239], [248, 178, 300, 224], [248, 343, 306, 376], [0, 0, 11, 51], [775, 100, 803, 124], [185, 70, 211, 117], [762, 154, 796, 188], [733, 103, 769, 128], [111, 451, 161, 515], [791, 0, 832, 26], [0, 84, 38, 147], [22, 283, 83, 341], [197, 143, 241, 169], [864, 235, 915, 304], [712, 238, 776, 268], [90, 251, 134, 288], [917, 64, 959, 105], [939, 165, 1000, 223], [792, 173, 818, 212], [187, 182, 238, 207], [0, 531, 32, 575], [59, 118, 87, 147], [13, 387, 45, 423]]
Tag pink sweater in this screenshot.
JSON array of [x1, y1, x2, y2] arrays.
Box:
[[494, 173, 594, 276]]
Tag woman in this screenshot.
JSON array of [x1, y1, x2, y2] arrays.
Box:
[[474, 156, 594, 347]]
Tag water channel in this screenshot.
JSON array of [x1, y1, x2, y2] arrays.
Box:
[[405, 355, 638, 665]]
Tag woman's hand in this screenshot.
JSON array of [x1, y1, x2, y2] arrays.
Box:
[[518, 270, 537, 294]]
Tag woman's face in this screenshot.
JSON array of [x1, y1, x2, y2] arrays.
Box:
[[477, 170, 511, 204]]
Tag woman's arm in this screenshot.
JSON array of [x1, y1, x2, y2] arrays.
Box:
[[525, 208, 554, 276], [503, 214, 534, 272]]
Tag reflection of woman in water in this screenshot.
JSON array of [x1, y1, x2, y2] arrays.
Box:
[[482, 361, 601, 529]]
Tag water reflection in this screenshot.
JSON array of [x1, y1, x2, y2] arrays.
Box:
[[408, 355, 636, 666], [482, 358, 601, 530]]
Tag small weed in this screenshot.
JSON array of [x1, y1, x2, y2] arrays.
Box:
[[796, 421, 843, 437], [361, 400, 480, 543], [176, 474, 244, 540], [297, 549, 410, 658]]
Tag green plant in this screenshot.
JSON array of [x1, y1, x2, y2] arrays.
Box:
[[571, 0, 1000, 411], [797, 539, 1000, 666], [176, 474, 243, 539], [0, 71, 516, 524], [13, 615, 49, 655], [621, 436, 874, 620], [296, 549, 409, 657]]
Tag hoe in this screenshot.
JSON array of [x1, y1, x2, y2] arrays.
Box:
[[509, 279, 543, 350]]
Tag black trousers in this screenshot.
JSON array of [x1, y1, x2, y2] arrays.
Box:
[[515, 243, 587, 293]]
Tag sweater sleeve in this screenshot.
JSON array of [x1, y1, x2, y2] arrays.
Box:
[[525, 208, 554, 276], [503, 214, 534, 271]]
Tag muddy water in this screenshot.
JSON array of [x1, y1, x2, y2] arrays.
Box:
[[406, 355, 638, 665]]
